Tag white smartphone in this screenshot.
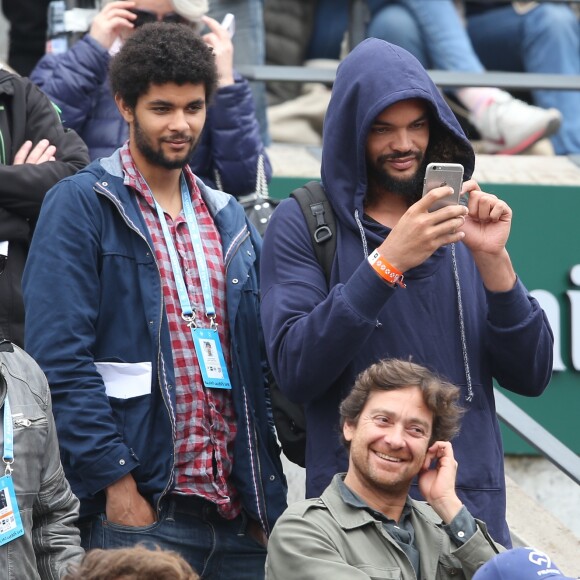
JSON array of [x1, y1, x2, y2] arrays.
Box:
[[221, 13, 235, 38], [422, 162, 464, 212]]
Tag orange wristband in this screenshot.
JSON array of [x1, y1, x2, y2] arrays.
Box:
[[368, 250, 406, 288]]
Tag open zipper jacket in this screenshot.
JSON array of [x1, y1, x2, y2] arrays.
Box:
[[23, 150, 286, 534]]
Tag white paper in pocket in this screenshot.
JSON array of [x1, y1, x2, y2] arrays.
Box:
[[95, 362, 152, 399]]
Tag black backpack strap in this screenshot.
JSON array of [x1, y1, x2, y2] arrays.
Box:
[[290, 181, 337, 286]]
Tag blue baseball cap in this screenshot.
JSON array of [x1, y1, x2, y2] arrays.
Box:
[[474, 547, 577, 579]]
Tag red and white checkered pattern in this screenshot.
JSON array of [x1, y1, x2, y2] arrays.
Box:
[[120, 143, 240, 519]]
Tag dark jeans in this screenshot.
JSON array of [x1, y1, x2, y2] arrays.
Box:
[[78, 496, 267, 580]]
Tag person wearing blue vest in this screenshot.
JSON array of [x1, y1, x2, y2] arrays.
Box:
[[23, 22, 285, 580], [260, 38, 553, 548]]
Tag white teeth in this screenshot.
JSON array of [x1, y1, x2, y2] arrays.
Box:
[[375, 452, 402, 462]]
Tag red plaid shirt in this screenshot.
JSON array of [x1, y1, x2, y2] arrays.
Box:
[[120, 144, 240, 519]]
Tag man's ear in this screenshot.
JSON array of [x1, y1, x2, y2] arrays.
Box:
[[115, 94, 134, 124], [343, 420, 355, 443]]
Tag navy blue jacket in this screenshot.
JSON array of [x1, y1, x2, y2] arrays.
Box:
[[260, 39, 553, 547], [30, 35, 272, 196], [23, 151, 286, 534]]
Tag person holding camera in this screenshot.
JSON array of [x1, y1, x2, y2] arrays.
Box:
[[30, 0, 270, 198], [260, 38, 553, 548]]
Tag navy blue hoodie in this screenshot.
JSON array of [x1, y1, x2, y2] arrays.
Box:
[[261, 39, 553, 547]]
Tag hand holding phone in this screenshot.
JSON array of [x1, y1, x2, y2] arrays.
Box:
[[422, 162, 464, 212]]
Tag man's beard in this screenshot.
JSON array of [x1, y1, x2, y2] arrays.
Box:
[[366, 150, 429, 207], [134, 116, 198, 170]]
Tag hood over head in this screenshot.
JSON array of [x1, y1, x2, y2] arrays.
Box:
[[320, 38, 475, 234]]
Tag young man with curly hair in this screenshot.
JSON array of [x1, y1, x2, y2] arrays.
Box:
[[23, 22, 285, 580], [267, 359, 504, 579]]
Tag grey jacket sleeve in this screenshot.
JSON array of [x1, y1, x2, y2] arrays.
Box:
[[32, 387, 84, 579]]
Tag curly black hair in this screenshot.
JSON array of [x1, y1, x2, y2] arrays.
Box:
[[109, 23, 218, 109]]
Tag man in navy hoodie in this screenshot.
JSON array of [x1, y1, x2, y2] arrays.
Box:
[[260, 38, 553, 548]]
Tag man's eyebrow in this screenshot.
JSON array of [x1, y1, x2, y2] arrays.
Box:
[[147, 98, 205, 107]]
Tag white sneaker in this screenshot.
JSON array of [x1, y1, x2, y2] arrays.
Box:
[[471, 91, 562, 155]]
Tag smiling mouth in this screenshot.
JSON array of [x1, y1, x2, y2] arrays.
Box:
[[374, 451, 404, 463]]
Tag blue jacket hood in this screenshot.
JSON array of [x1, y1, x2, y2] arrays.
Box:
[[321, 38, 475, 237]]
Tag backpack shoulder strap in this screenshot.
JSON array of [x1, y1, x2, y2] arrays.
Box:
[[290, 181, 337, 286]]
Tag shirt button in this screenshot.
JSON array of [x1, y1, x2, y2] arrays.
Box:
[[102, 181, 108, 186], [457, 531, 465, 538], [119, 459, 126, 466], [232, 278, 239, 284], [269, 475, 276, 481]]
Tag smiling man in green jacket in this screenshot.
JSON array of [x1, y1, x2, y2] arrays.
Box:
[[267, 359, 503, 580]]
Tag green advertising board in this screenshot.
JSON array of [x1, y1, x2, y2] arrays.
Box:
[[269, 177, 580, 455]]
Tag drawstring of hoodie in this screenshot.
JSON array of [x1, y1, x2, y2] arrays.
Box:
[[451, 243, 474, 402], [354, 209, 369, 259], [354, 209, 474, 402]]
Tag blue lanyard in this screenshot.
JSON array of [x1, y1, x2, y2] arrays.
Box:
[[3, 395, 13, 476], [154, 175, 217, 330]]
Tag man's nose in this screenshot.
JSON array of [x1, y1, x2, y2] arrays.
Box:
[[169, 110, 189, 132], [383, 425, 405, 449], [392, 129, 412, 152]]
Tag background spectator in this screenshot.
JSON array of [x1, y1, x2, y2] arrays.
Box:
[[465, 1, 580, 156], [207, 0, 270, 144], [31, 0, 270, 197], [0, 65, 89, 348], [305, 0, 561, 154], [1, 0, 50, 75]]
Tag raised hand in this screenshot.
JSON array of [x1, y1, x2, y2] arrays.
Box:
[[417, 440, 463, 524], [89, 0, 137, 49], [376, 185, 468, 273], [201, 15, 235, 87], [458, 180, 517, 292], [459, 180, 512, 256]]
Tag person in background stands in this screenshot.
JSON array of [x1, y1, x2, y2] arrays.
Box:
[[465, 0, 580, 156], [0, 65, 89, 348], [31, 0, 270, 197], [1, 0, 50, 75], [306, 0, 561, 154]]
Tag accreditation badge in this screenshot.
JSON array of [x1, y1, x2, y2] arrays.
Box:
[[192, 328, 232, 390], [0, 475, 24, 546]]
